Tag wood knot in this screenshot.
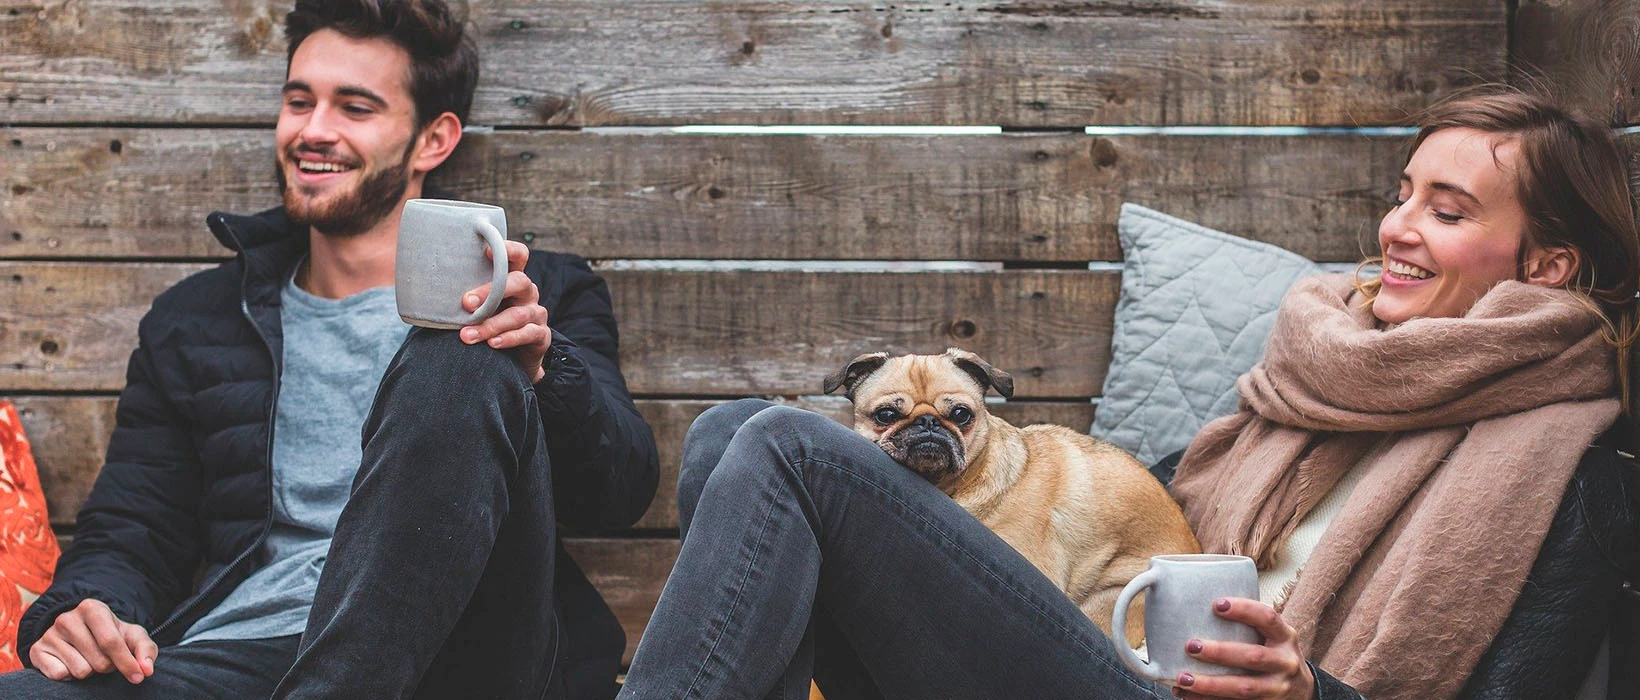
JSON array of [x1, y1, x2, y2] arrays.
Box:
[[1090, 138, 1119, 168], [949, 320, 978, 339]]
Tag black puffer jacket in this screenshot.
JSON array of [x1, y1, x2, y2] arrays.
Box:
[[18, 203, 659, 698], [1156, 423, 1640, 699]]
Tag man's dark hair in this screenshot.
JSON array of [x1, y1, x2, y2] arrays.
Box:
[[285, 0, 479, 131]]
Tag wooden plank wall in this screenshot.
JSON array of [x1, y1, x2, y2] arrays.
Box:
[[2, 0, 1630, 663]]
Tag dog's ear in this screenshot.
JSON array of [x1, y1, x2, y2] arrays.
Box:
[[823, 352, 891, 397], [944, 348, 1014, 398]]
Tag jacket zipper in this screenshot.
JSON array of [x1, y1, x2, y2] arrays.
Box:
[[150, 217, 281, 640]]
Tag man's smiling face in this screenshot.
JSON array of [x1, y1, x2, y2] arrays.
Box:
[[275, 28, 421, 237]]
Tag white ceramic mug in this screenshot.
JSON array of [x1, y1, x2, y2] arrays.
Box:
[[395, 199, 510, 329], [1110, 554, 1261, 685]]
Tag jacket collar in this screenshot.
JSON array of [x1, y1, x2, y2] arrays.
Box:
[[204, 185, 460, 296], [206, 206, 308, 301]]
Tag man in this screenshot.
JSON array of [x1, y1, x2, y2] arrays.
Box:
[[0, 0, 658, 697]]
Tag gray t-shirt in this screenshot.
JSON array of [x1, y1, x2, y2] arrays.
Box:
[[181, 270, 408, 644]]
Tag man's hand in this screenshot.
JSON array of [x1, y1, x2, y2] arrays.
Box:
[[461, 240, 551, 383], [1171, 597, 1315, 700], [29, 598, 157, 684]]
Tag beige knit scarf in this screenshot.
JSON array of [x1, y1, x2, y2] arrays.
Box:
[[1170, 274, 1619, 699]]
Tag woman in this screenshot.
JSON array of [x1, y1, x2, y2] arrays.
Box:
[[617, 88, 1640, 700]]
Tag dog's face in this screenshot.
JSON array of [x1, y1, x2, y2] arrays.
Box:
[[823, 349, 1014, 490]]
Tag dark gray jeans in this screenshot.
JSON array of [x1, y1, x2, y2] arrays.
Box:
[[618, 399, 1167, 700]]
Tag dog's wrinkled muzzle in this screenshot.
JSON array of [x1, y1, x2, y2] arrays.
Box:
[[890, 418, 964, 482]]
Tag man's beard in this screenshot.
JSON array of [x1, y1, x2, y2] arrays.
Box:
[[276, 146, 413, 238]]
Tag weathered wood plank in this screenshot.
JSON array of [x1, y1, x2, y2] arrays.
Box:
[[0, 263, 1116, 396], [0, 262, 206, 391], [611, 269, 1116, 398], [1514, 0, 1640, 127], [1, 128, 1399, 262], [0, 1, 1505, 127], [11, 395, 1094, 530], [10, 396, 112, 529]]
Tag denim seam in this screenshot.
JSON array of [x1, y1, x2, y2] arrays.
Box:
[[680, 475, 788, 699], [800, 453, 1162, 697]]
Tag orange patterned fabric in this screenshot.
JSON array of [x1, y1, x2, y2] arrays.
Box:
[[0, 401, 61, 672]]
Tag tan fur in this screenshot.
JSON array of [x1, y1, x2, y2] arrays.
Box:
[[841, 352, 1201, 647]]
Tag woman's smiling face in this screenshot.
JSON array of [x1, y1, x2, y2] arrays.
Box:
[[1373, 127, 1533, 324]]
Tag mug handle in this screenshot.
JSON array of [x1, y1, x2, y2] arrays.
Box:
[[1110, 568, 1163, 681], [460, 220, 511, 326]]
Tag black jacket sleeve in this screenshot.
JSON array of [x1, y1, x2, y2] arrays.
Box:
[[17, 315, 206, 663], [529, 253, 660, 530]]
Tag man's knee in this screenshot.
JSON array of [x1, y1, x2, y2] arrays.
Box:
[[400, 328, 528, 383], [379, 329, 533, 412]]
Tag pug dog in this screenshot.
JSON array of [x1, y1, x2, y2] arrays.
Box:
[[823, 348, 1201, 646]]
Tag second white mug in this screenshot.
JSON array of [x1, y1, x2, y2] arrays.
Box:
[[1110, 553, 1261, 685]]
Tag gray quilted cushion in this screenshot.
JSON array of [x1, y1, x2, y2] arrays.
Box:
[[1091, 204, 1320, 465]]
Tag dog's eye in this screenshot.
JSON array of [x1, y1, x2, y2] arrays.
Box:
[[872, 407, 900, 425], [950, 406, 973, 426]]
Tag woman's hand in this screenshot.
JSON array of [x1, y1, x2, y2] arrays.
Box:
[[1171, 597, 1314, 700]]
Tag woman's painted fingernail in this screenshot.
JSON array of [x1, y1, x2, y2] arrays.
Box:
[[1215, 598, 1232, 612], [1186, 639, 1203, 654], [1178, 672, 1195, 687]]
